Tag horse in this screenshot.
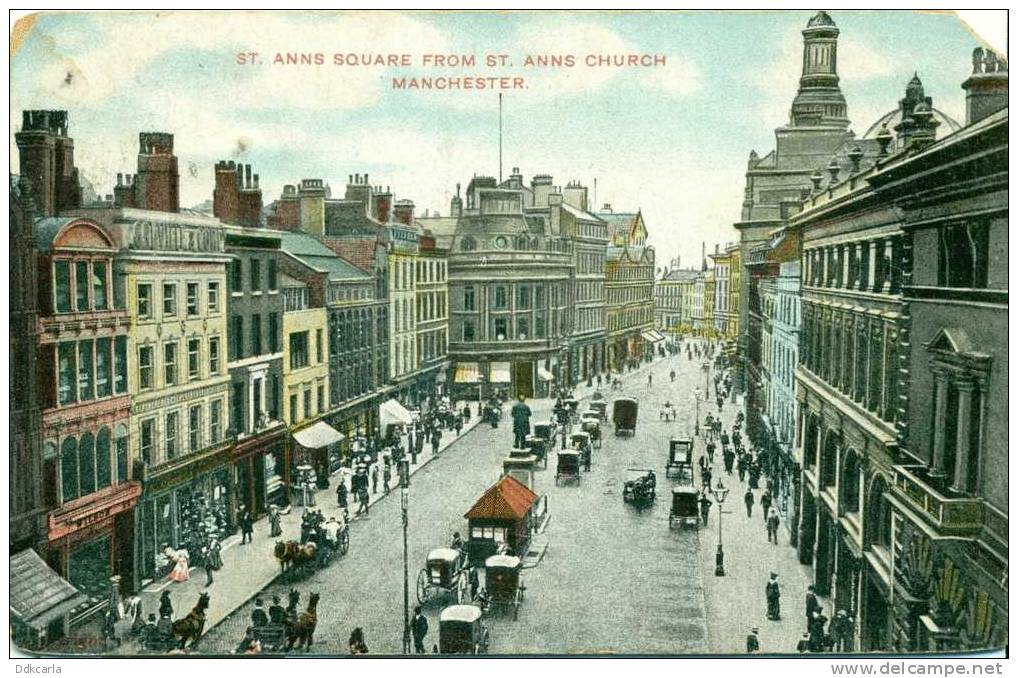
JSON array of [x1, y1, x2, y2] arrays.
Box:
[[171, 592, 210, 650], [286, 592, 320, 651], [274, 540, 317, 575]]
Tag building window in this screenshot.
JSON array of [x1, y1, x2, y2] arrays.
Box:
[[463, 320, 475, 342], [517, 284, 530, 309], [289, 393, 298, 425], [189, 404, 202, 453], [186, 282, 200, 316], [164, 342, 177, 386], [208, 281, 220, 313], [232, 315, 244, 360], [74, 262, 89, 312], [303, 389, 312, 419], [317, 383, 325, 414], [268, 259, 278, 291], [535, 313, 546, 338], [251, 313, 263, 355], [209, 336, 221, 374], [494, 317, 508, 340], [78, 339, 94, 401], [230, 260, 242, 292], [137, 283, 152, 318], [270, 375, 280, 420], [210, 399, 223, 444], [268, 313, 279, 353], [140, 418, 155, 464], [938, 221, 990, 289], [76, 432, 95, 496], [58, 342, 77, 405], [188, 339, 200, 380], [54, 261, 72, 313], [165, 411, 179, 459], [96, 337, 112, 398], [114, 336, 127, 394], [250, 259, 261, 291], [290, 331, 309, 369], [518, 317, 530, 339], [115, 425, 128, 483], [96, 427, 111, 490], [139, 345, 154, 390], [464, 285, 475, 311], [494, 285, 507, 309], [92, 262, 108, 311], [461, 236, 476, 252], [163, 283, 177, 317], [316, 329, 324, 363], [60, 437, 79, 502], [232, 383, 245, 434]]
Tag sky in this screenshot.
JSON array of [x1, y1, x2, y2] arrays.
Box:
[[10, 10, 989, 269]]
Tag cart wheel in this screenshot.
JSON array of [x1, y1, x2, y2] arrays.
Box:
[[416, 569, 430, 604], [513, 590, 521, 620]]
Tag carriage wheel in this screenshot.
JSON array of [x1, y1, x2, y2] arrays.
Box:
[[416, 569, 431, 604], [513, 590, 521, 620]]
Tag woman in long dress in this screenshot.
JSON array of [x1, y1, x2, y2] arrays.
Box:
[[167, 547, 190, 582]]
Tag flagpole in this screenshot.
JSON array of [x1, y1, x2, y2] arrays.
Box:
[[499, 93, 503, 183]]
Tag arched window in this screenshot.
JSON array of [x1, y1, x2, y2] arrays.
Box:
[[840, 448, 861, 514], [61, 437, 79, 503], [460, 236, 476, 252], [78, 432, 96, 496], [96, 427, 112, 490], [115, 424, 129, 484], [804, 415, 819, 467], [867, 476, 892, 549], [820, 432, 839, 488]]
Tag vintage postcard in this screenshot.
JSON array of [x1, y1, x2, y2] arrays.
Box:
[[7, 8, 1008, 660]]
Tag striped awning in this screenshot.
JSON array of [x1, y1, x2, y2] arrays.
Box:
[[489, 362, 511, 383], [454, 362, 480, 383], [641, 329, 666, 343]]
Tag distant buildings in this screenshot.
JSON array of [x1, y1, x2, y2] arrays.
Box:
[[654, 261, 699, 337]]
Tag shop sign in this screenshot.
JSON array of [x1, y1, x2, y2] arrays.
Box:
[[125, 219, 224, 254], [144, 442, 233, 495], [48, 483, 141, 541]]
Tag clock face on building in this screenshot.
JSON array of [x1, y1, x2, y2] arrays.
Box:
[[493, 235, 508, 249]]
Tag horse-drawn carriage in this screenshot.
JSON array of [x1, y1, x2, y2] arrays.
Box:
[[274, 519, 348, 578], [613, 397, 638, 436], [589, 398, 608, 422], [418, 548, 471, 605], [581, 417, 602, 450], [623, 468, 657, 505], [439, 605, 489, 654], [570, 431, 592, 470], [142, 592, 209, 652], [482, 399, 503, 427], [563, 398, 580, 424], [668, 486, 700, 528], [666, 438, 694, 482], [522, 435, 550, 469], [245, 590, 320, 653], [555, 450, 581, 486], [482, 554, 525, 620]]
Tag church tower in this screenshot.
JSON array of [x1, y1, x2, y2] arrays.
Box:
[[789, 11, 850, 128]]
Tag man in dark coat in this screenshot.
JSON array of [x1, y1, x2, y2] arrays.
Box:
[[706, 441, 716, 465], [761, 491, 772, 522], [809, 607, 829, 651], [765, 573, 781, 620], [431, 428, 441, 457], [723, 447, 735, 475], [239, 506, 254, 544], [698, 493, 713, 525], [269, 595, 286, 624], [746, 627, 760, 653], [744, 489, 755, 518], [411, 606, 429, 654], [511, 396, 533, 449], [805, 585, 819, 629], [336, 481, 348, 510], [414, 431, 424, 464], [251, 598, 269, 627]]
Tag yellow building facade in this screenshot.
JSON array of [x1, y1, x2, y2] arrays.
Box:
[[281, 277, 330, 427]]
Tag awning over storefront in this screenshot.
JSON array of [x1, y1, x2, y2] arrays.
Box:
[[537, 366, 555, 382], [454, 362, 480, 383], [10, 549, 88, 632], [380, 398, 414, 428], [489, 362, 511, 384], [293, 421, 345, 449], [641, 329, 666, 343]]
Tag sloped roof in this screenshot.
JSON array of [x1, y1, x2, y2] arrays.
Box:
[[464, 474, 538, 521], [662, 269, 701, 282], [10, 549, 87, 628], [561, 202, 602, 222], [324, 200, 385, 236], [599, 211, 639, 241], [278, 231, 369, 281]]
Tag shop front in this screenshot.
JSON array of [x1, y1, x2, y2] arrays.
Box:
[[47, 482, 141, 598], [292, 419, 346, 494], [135, 442, 234, 586], [233, 425, 289, 519], [11, 549, 89, 650]]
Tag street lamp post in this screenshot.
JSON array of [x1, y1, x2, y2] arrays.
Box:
[[693, 388, 702, 437], [713, 480, 730, 576], [400, 460, 411, 654]]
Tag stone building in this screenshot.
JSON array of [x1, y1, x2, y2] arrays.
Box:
[[655, 263, 699, 338], [415, 226, 450, 402], [213, 161, 263, 229], [224, 225, 287, 518], [604, 243, 659, 367], [864, 51, 1008, 652]]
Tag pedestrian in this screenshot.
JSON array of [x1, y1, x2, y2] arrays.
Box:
[[698, 493, 713, 525], [761, 491, 772, 521], [737, 453, 748, 482], [414, 432, 424, 464], [103, 607, 121, 649], [767, 506, 780, 544], [706, 441, 716, 465], [809, 607, 829, 651], [269, 596, 286, 624], [702, 466, 712, 490], [724, 448, 735, 475], [596, 373, 603, 388], [159, 590, 173, 620], [648, 372, 653, 387], [670, 369, 676, 382], [407, 429, 415, 459], [239, 506, 254, 544], [765, 572, 781, 621], [744, 489, 755, 518], [204, 537, 222, 586], [337, 481, 348, 511], [797, 632, 812, 653], [746, 627, 760, 653], [720, 430, 730, 448], [431, 429, 441, 457], [383, 463, 393, 493], [411, 606, 429, 654], [268, 505, 282, 537], [454, 415, 463, 437], [349, 627, 368, 655], [806, 585, 819, 629], [469, 566, 480, 600], [370, 465, 379, 494], [139, 614, 158, 646], [251, 598, 269, 627], [511, 396, 533, 449], [831, 610, 853, 652]]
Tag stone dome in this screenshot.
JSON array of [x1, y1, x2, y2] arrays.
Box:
[[807, 11, 836, 28]]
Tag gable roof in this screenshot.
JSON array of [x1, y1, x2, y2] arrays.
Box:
[[599, 211, 639, 242], [464, 474, 538, 521], [278, 231, 369, 281], [10, 549, 87, 628]]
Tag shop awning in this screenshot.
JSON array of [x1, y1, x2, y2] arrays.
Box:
[[454, 362, 480, 383], [10, 549, 88, 631], [293, 421, 345, 449], [489, 362, 511, 384], [537, 366, 555, 382], [380, 398, 414, 428]]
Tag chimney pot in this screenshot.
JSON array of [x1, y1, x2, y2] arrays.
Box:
[[117, 172, 123, 185], [254, 174, 259, 189]]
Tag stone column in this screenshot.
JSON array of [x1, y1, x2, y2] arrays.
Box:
[[841, 244, 850, 288], [880, 239, 892, 293], [951, 380, 975, 493], [930, 370, 949, 477], [868, 240, 878, 292]]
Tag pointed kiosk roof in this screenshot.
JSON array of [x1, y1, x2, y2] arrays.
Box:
[[464, 474, 538, 521]]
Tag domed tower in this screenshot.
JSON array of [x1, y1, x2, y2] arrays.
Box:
[[790, 11, 850, 128]]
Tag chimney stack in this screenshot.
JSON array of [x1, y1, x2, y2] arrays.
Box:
[[15, 109, 81, 217], [962, 47, 1008, 125], [135, 132, 179, 212]]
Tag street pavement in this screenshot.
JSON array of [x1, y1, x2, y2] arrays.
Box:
[[135, 341, 821, 655]]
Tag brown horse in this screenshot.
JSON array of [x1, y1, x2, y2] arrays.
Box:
[[171, 592, 209, 650], [274, 541, 317, 574], [286, 592, 319, 651]]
